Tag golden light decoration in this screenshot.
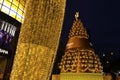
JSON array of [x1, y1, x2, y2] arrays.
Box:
[[10, 0, 66, 80], [59, 12, 103, 73]]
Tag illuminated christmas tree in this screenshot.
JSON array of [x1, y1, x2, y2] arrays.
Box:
[[59, 12, 103, 73]]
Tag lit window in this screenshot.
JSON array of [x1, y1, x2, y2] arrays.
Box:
[[16, 14, 22, 22], [12, 0, 19, 6], [19, 3, 24, 11], [3, 0, 11, 8], [20, 0, 25, 6], [0, 0, 26, 23], [0, 4, 1, 8], [11, 4, 17, 12], [9, 10, 16, 18], [17, 9, 23, 17], [1, 5, 9, 14], [7, 0, 13, 2], [0, 0, 3, 3]]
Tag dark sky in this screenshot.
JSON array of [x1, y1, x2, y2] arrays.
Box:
[[60, 0, 120, 57]]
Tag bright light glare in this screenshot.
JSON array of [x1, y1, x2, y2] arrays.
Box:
[[0, 0, 25, 23]]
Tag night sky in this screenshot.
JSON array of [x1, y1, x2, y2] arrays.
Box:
[[53, 0, 120, 73]]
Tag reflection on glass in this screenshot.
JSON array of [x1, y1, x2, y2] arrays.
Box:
[[1, 6, 9, 14], [3, 0, 11, 8], [9, 10, 16, 18]]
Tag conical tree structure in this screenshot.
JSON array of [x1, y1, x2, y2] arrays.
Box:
[[59, 12, 102, 73]]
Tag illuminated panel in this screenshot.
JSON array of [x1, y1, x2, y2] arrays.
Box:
[[19, 3, 23, 11], [1, 5, 9, 14], [16, 14, 22, 22], [7, 0, 12, 2], [3, 0, 11, 8], [9, 10, 16, 18], [0, 0, 3, 3], [12, 0, 19, 6], [0, 0, 26, 23], [17, 9, 23, 17], [11, 4, 17, 12], [0, 4, 1, 8]]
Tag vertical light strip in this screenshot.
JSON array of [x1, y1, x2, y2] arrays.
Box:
[[10, 0, 66, 80]]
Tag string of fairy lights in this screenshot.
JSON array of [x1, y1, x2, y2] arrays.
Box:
[[0, 0, 26, 23]]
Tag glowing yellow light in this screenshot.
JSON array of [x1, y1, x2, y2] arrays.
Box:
[[7, 0, 12, 2], [3, 0, 11, 8], [0, 0, 25, 23], [0, 4, 1, 8], [11, 4, 17, 12], [19, 4, 24, 11], [12, 0, 19, 6], [17, 9, 23, 17], [1, 6, 9, 14], [20, 0, 25, 5], [16, 14, 22, 22], [0, 0, 3, 3], [9, 10, 16, 18]]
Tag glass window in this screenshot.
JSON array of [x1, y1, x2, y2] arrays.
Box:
[[19, 3, 23, 11], [9, 10, 16, 18], [19, 0, 26, 6], [12, 0, 19, 6], [11, 4, 17, 12], [0, 0, 3, 3], [16, 14, 22, 22], [3, 0, 11, 8], [1, 5, 9, 14], [0, 4, 1, 8], [0, 0, 26, 23], [17, 9, 23, 17], [7, 0, 13, 2], [21, 18, 24, 23]]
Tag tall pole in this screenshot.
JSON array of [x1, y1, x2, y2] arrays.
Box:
[[10, 0, 66, 80]]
